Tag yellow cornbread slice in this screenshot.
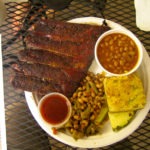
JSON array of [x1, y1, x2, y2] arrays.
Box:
[[108, 111, 135, 131], [104, 74, 146, 112]]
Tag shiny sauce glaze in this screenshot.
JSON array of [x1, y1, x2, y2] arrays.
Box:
[[97, 33, 139, 74], [40, 94, 69, 125]]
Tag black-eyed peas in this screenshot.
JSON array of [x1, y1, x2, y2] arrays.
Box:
[[62, 72, 108, 140]]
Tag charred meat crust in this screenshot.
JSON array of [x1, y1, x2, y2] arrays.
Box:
[[12, 61, 86, 83], [25, 32, 95, 57], [19, 49, 92, 71], [11, 73, 61, 95], [32, 19, 109, 42], [11, 72, 79, 97]]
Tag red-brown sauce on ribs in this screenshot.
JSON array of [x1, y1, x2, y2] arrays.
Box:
[[11, 19, 110, 97]]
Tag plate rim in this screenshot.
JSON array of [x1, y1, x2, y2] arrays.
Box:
[[25, 17, 150, 148]]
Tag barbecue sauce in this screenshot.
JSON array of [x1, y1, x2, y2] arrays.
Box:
[[39, 94, 69, 125]]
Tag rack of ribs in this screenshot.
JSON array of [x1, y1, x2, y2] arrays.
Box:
[[11, 19, 110, 97]]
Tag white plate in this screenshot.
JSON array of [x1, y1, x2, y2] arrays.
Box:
[[25, 17, 150, 148]]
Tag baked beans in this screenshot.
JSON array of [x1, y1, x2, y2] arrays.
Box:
[[97, 33, 139, 74]]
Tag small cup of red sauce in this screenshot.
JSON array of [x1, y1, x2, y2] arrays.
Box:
[[38, 92, 72, 128], [95, 29, 143, 76]]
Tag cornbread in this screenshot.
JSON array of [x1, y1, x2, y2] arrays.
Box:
[[104, 74, 146, 112], [108, 111, 135, 131]]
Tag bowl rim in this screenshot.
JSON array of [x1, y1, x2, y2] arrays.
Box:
[[94, 28, 143, 76], [38, 92, 72, 128]]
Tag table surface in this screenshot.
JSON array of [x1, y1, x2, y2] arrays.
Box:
[[0, 0, 150, 150]]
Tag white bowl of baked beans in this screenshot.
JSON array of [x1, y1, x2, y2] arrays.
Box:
[[95, 29, 143, 76]]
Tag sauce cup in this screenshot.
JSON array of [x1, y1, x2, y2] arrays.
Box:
[[38, 92, 72, 128], [94, 29, 143, 76]]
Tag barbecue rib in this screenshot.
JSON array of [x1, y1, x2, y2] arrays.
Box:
[[12, 61, 86, 83], [11, 73, 60, 95], [19, 49, 91, 71], [32, 19, 108, 42], [26, 20, 110, 57], [25, 32, 95, 57], [11, 19, 110, 97], [11, 72, 79, 97]]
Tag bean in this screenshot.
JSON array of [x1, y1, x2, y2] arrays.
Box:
[[90, 114, 96, 120], [63, 72, 107, 139], [110, 46, 114, 51], [73, 122, 79, 129], [109, 40, 113, 45], [105, 42, 108, 46], [120, 47, 123, 52], [113, 36, 117, 41], [97, 33, 139, 74], [78, 98, 84, 104], [81, 120, 88, 127], [70, 128, 74, 133], [77, 92, 82, 98], [81, 105, 85, 110], [104, 36, 110, 41], [119, 60, 124, 66], [114, 61, 118, 67], [106, 58, 111, 62], [85, 76, 91, 81], [78, 87, 82, 91], [74, 115, 80, 120], [109, 64, 113, 68], [96, 83, 102, 89], [124, 46, 128, 51], [73, 93, 77, 98], [130, 40, 135, 46], [82, 97, 88, 102], [91, 91, 95, 98]]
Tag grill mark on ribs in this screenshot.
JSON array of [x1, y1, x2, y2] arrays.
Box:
[[19, 49, 91, 71]]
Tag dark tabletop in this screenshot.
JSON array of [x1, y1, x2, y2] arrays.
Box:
[[0, 0, 150, 150]]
